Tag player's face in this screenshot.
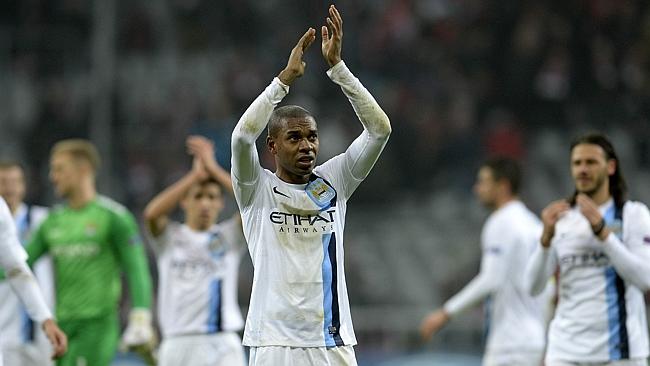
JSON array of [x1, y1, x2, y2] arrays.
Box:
[[0, 166, 26, 209], [49, 152, 84, 198], [271, 116, 319, 183], [181, 183, 224, 230], [474, 167, 498, 209], [570, 143, 614, 196]]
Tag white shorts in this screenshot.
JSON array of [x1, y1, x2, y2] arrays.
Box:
[[249, 345, 357, 366], [1, 342, 54, 366], [546, 359, 648, 366], [483, 350, 544, 366], [158, 332, 246, 366]]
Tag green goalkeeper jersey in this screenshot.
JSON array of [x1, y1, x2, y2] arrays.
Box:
[[26, 195, 152, 321]]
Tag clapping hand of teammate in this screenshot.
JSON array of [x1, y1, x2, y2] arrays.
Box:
[[42, 318, 68, 359], [419, 309, 450, 342], [278, 27, 316, 86], [576, 193, 610, 240], [540, 200, 571, 247], [120, 308, 157, 365], [187, 135, 218, 176], [321, 5, 343, 68]]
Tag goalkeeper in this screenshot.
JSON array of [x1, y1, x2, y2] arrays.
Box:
[[25, 139, 154, 366]]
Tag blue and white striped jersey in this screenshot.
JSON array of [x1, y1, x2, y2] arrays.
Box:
[[151, 218, 246, 338], [231, 61, 390, 347], [527, 199, 650, 363]]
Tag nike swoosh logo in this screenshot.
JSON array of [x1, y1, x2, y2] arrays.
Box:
[[273, 186, 289, 198]]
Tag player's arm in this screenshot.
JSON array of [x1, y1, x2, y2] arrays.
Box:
[[0, 222, 47, 280], [524, 200, 567, 295], [111, 210, 155, 350], [231, 28, 316, 206], [420, 238, 509, 341], [524, 243, 558, 295], [322, 5, 391, 182], [0, 199, 67, 358], [575, 194, 650, 290], [598, 202, 650, 290], [143, 156, 207, 238], [187, 135, 234, 195]]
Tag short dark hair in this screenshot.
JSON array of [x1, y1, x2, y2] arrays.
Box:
[[569, 132, 627, 209], [267, 105, 314, 138], [481, 157, 522, 195]]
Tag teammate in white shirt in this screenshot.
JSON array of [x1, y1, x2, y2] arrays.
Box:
[[231, 5, 391, 365], [144, 136, 247, 366], [0, 161, 56, 366], [420, 158, 551, 366], [525, 133, 650, 366], [0, 196, 67, 364]]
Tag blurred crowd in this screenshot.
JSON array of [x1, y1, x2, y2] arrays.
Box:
[[1, 0, 650, 354]]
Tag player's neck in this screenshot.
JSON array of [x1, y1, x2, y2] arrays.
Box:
[[494, 196, 516, 210], [67, 184, 96, 209], [6, 201, 20, 215], [275, 170, 310, 184], [186, 221, 211, 232], [589, 186, 611, 206]]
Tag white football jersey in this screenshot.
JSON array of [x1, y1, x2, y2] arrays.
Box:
[[236, 166, 359, 348], [529, 199, 650, 363], [0, 203, 52, 348], [151, 218, 246, 338], [231, 61, 390, 348], [444, 201, 549, 357]]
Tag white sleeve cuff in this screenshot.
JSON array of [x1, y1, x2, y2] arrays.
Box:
[[326, 61, 350, 81]]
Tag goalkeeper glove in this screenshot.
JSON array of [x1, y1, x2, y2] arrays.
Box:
[[120, 308, 157, 353]]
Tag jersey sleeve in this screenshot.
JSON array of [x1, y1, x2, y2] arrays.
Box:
[[443, 218, 512, 316], [0, 198, 52, 322], [111, 210, 153, 309], [219, 216, 247, 252], [601, 202, 650, 290], [524, 244, 558, 296], [231, 78, 289, 208], [25, 221, 49, 267], [0, 198, 28, 270], [317, 62, 391, 199], [144, 220, 173, 257]]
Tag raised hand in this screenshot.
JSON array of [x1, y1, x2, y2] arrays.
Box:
[[540, 200, 571, 247], [191, 156, 209, 182], [278, 28, 316, 85], [321, 4, 343, 68], [575, 194, 602, 226], [187, 135, 219, 172], [576, 193, 610, 240]]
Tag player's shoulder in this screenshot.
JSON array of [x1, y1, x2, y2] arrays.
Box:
[[486, 201, 538, 234], [46, 203, 67, 217], [95, 195, 137, 224], [624, 200, 649, 211], [96, 195, 130, 215], [623, 200, 650, 219]]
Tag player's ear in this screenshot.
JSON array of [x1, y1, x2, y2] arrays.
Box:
[[607, 158, 616, 176], [266, 136, 277, 155]]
